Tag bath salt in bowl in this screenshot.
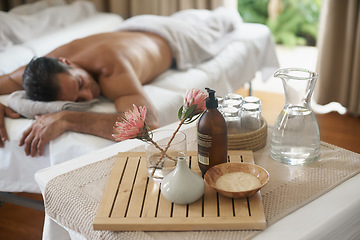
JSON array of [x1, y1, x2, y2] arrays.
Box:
[[204, 162, 269, 198]]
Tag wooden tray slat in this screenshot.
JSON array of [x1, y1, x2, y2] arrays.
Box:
[[93, 151, 266, 231], [126, 156, 148, 218], [111, 156, 139, 218], [95, 155, 127, 219], [187, 155, 203, 218], [141, 180, 159, 218], [157, 192, 171, 218], [234, 197, 250, 217]]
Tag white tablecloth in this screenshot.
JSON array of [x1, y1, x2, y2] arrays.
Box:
[[35, 121, 360, 240]]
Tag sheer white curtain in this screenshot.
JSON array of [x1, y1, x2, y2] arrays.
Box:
[[107, 0, 238, 18], [1, 0, 238, 17], [315, 0, 360, 116]]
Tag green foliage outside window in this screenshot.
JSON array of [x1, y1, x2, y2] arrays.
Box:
[[238, 0, 322, 46]]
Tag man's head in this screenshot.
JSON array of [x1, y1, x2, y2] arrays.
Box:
[[23, 57, 68, 101], [23, 57, 100, 102]]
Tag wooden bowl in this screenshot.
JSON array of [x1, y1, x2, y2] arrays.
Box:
[[204, 162, 269, 198]]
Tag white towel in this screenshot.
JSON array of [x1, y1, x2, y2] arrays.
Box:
[[117, 7, 243, 70], [7, 90, 99, 119]]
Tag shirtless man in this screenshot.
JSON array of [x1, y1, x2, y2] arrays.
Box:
[[0, 7, 241, 157], [0, 31, 172, 156]]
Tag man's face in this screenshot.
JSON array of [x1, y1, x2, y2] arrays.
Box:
[[57, 66, 101, 102]]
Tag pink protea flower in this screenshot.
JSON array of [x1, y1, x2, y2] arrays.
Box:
[[184, 88, 207, 114], [179, 88, 207, 122], [112, 104, 150, 141], [111, 89, 208, 177]]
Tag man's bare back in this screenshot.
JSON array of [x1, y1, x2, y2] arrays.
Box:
[[49, 31, 172, 86], [49, 31, 172, 103], [0, 31, 172, 156]]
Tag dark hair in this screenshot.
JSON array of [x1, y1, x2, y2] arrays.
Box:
[[23, 57, 71, 101]]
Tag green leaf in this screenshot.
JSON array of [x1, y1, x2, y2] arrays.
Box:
[[183, 105, 197, 120], [238, 0, 268, 24], [301, 23, 318, 39], [184, 112, 203, 124], [258, 0, 322, 46], [178, 106, 184, 120], [278, 31, 298, 46], [295, 37, 307, 46]]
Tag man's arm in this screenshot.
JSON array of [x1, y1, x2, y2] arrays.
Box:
[[19, 97, 159, 157], [0, 104, 21, 147], [19, 111, 119, 156], [0, 67, 25, 147], [0, 66, 26, 94], [19, 90, 161, 157]]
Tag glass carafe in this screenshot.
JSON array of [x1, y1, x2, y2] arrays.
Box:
[[270, 68, 321, 165]]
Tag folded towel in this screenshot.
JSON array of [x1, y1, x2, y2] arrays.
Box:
[[117, 7, 243, 70], [7, 90, 99, 119]]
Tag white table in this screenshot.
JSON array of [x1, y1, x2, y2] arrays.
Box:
[[35, 121, 360, 240]]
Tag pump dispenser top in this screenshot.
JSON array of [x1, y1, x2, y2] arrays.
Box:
[[205, 87, 218, 109]]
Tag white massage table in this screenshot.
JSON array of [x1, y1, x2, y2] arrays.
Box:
[[0, 2, 279, 195]]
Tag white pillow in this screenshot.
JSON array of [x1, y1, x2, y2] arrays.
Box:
[[0, 12, 124, 74], [0, 1, 97, 51], [9, 0, 66, 15], [0, 45, 34, 75]]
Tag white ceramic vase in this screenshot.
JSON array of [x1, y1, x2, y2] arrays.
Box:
[[160, 157, 205, 205]]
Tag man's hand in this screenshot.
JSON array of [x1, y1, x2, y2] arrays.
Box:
[[19, 112, 67, 157], [0, 103, 20, 147]]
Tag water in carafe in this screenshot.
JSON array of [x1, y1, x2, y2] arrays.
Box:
[[270, 68, 321, 165]]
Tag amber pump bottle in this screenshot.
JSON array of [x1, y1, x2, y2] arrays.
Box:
[[197, 88, 228, 176]]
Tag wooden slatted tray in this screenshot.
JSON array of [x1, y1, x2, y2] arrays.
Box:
[[93, 150, 266, 231]]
